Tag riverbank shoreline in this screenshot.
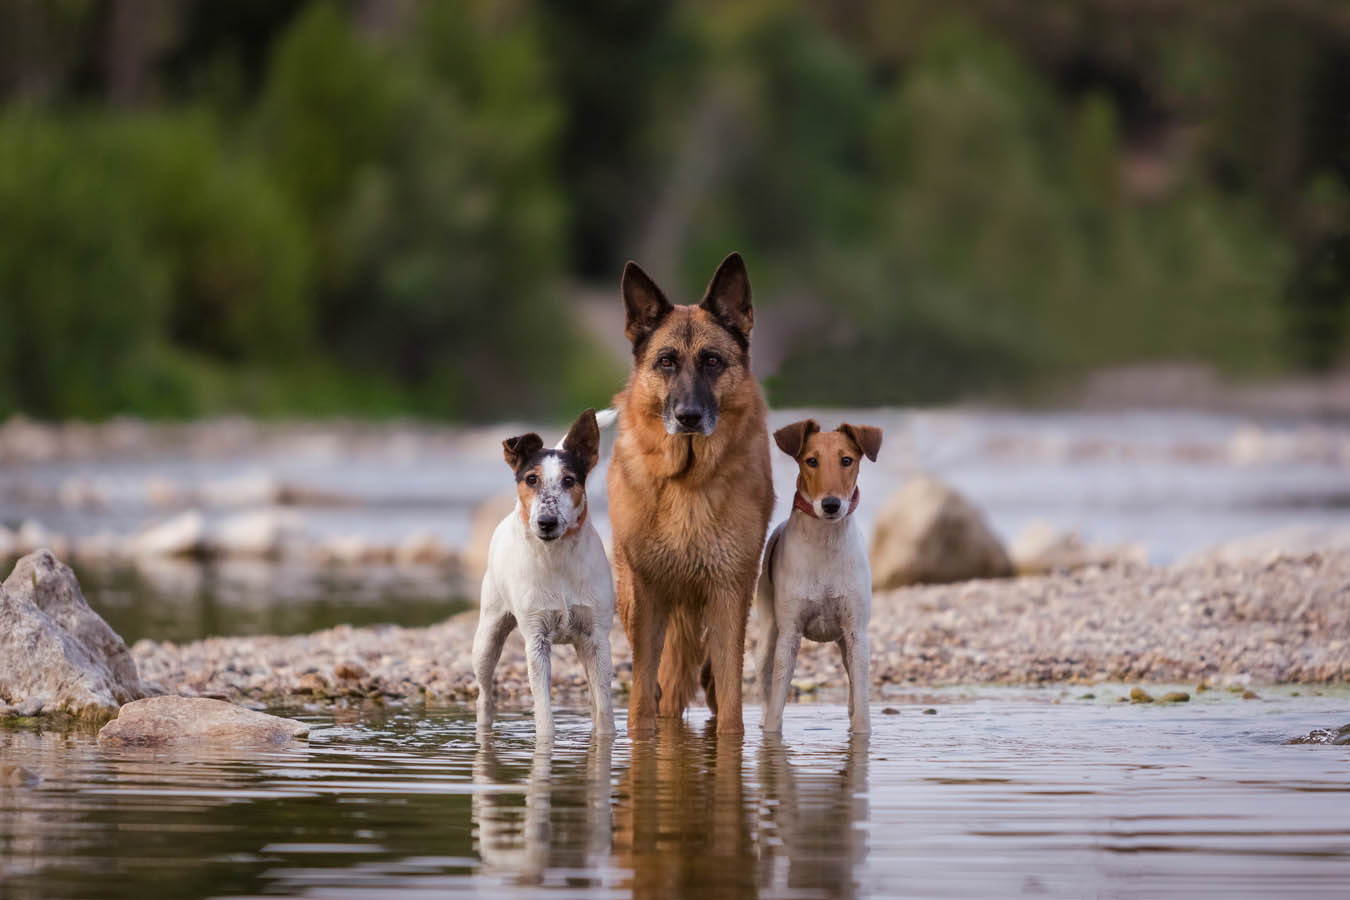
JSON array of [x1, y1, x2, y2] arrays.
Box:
[[125, 546, 1349, 709]]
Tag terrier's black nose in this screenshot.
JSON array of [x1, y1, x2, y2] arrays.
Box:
[[536, 515, 560, 533], [675, 411, 703, 429], [821, 497, 842, 515]]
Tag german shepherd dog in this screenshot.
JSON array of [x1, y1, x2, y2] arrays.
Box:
[[608, 252, 774, 734]]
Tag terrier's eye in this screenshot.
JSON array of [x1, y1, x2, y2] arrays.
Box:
[[805, 458, 818, 468], [525, 473, 538, 486], [841, 456, 853, 467], [658, 355, 676, 370], [562, 475, 575, 488]]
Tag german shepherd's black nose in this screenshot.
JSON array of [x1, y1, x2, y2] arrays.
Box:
[[821, 497, 842, 516], [675, 410, 704, 430]]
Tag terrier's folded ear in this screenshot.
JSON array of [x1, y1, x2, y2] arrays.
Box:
[[502, 433, 545, 473], [774, 419, 820, 458], [838, 424, 883, 462]]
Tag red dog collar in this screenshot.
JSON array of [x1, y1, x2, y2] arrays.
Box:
[[793, 486, 860, 519]]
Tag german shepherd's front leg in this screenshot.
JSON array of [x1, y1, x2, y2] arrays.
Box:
[[705, 582, 751, 734], [624, 570, 668, 734]]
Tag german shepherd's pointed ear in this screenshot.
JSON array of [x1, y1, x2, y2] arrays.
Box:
[[773, 418, 819, 459], [561, 408, 600, 477], [838, 423, 883, 462], [700, 252, 753, 342], [622, 261, 673, 349], [502, 432, 544, 473]]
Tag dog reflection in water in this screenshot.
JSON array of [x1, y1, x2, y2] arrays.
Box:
[[471, 733, 614, 884], [756, 734, 871, 898], [612, 720, 758, 898]]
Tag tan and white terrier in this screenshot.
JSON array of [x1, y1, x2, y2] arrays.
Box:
[[755, 419, 883, 734]]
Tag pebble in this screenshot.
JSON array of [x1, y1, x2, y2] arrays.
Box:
[[1160, 692, 1190, 703], [882, 707, 900, 715], [1130, 687, 1154, 704]]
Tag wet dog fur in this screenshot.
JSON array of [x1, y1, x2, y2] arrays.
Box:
[[608, 252, 775, 735]]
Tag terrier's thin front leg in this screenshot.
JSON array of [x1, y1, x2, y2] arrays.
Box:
[[523, 627, 555, 740], [842, 627, 871, 735], [472, 610, 515, 735], [763, 627, 801, 734], [580, 631, 616, 735]]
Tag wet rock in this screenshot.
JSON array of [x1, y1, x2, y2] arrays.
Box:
[[129, 511, 207, 557], [1078, 693, 1096, 699], [1160, 692, 1190, 703], [1129, 687, 1154, 703], [922, 708, 937, 715], [870, 476, 1013, 589], [0, 551, 146, 720], [1242, 690, 1260, 700], [97, 696, 309, 746], [882, 707, 900, 715], [0, 764, 40, 788]]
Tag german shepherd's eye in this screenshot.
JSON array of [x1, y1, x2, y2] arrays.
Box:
[[657, 355, 676, 371], [840, 456, 853, 468], [805, 457, 818, 468], [562, 475, 575, 488], [525, 473, 538, 486], [702, 354, 724, 372]]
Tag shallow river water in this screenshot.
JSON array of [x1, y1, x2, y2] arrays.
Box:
[[4, 692, 1349, 899]]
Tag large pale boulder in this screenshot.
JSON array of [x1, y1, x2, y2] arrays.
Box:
[[869, 476, 1013, 589], [0, 550, 146, 719], [98, 696, 309, 746], [462, 493, 517, 586]]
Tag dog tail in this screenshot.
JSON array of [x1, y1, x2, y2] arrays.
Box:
[[555, 407, 619, 449]]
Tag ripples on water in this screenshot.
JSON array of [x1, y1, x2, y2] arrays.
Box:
[[2, 696, 1349, 899]]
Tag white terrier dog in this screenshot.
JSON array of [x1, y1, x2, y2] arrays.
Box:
[[472, 408, 616, 739]]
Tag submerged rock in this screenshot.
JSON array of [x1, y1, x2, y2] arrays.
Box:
[[97, 696, 309, 746], [1160, 691, 1191, 703], [1286, 724, 1350, 745], [0, 550, 146, 719], [1129, 687, 1154, 703], [870, 476, 1013, 589]]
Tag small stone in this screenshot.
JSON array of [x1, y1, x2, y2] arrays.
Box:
[[334, 660, 368, 681], [922, 708, 937, 715], [97, 696, 309, 746], [1242, 690, 1260, 700], [1195, 683, 1210, 693], [1160, 692, 1190, 703], [1130, 687, 1154, 703], [882, 707, 900, 715], [1226, 685, 1245, 693], [1078, 693, 1095, 700]]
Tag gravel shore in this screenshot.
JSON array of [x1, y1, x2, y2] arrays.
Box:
[[130, 547, 1350, 707]]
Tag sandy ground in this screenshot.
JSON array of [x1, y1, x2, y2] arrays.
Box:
[[129, 546, 1350, 708]]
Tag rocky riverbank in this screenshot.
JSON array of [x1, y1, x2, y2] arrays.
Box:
[[125, 546, 1349, 708]]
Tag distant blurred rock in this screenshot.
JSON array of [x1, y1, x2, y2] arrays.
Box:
[[1010, 520, 1148, 575], [463, 493, 517, 586], [97, 696, 309, 746], [869, 476, 1012, 589], [212, 508, 305, 557], [129, 511, 207, 558], [0, 550, 146, 720], [395, 531, 454, 566]]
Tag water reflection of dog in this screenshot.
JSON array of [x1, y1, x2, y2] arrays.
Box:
[[612, 719, 759, 898], [756, 734, 871, 898], [471, 734, 614, 885]]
